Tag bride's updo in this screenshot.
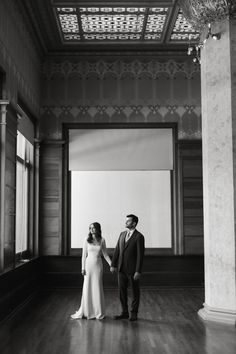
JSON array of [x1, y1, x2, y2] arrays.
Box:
[[87, 222, 102, 244]]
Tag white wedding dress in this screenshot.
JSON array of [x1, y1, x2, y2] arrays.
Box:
[[72, 237, 111, 320]]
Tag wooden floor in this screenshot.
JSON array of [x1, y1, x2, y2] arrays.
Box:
[[0, 288, 236, 354]]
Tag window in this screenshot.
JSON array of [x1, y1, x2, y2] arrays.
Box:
[[69, 127, 174, 250], [15, 131, 34, 258]]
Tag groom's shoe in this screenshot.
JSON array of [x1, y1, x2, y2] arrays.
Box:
[[114, 313, 129, 320], [129, 314, 137, 321]]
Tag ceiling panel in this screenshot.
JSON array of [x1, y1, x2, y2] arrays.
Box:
[[18, 0, 200, 54]]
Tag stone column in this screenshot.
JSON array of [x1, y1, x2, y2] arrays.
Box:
[[198, 18, 236, 325]]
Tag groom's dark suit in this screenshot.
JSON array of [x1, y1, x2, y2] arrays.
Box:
[[112, 230, 145, 316]]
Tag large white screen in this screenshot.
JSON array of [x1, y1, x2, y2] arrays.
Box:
[[71, 171, 172, 248]]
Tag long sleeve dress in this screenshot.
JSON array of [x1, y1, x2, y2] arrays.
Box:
[[74, 237, 111, 320]]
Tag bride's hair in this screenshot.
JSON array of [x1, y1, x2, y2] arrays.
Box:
[[87, 222, 102, 244]]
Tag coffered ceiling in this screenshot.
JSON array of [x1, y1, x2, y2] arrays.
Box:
[[19, 0, 199, 55]]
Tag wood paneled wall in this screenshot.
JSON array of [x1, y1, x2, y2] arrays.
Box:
[[178, 141, 203, 255], [39, 137, 204, 256], [39, 142, 63, 255], [41, 255, 204, 288], [0, 258, 41, 322]]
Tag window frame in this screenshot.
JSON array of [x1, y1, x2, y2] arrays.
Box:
[[15, 130, 34, 263], [62, 122, 178, 256]]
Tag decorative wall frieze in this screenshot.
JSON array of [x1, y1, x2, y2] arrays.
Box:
[[40, 104, 202, 140], [41, 104, 201, 119], [42, 59, 200, 80]]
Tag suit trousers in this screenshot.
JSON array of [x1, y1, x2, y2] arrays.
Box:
[[118, 265, 140, 315]]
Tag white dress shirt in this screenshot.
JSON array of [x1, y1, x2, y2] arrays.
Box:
[[125, 229, 135, 243]]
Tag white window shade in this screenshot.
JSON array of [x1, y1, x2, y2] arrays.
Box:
[[71, 170, 172, 248], [69, 128, 173, 171], [17, 131, 34, 163]]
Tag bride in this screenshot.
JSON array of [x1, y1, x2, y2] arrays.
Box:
[[71, 222, 111, 320]]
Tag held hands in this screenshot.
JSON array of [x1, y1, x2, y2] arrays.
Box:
[[81, 269, 86, 276], [110, 266, 117, 274], [133, 272, 141, 281], [110, 267, 140, 279]]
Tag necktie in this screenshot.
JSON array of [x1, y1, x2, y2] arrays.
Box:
[[125, 231, 131, 243]]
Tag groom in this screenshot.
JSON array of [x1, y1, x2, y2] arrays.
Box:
[[110, 214, 145, 321]]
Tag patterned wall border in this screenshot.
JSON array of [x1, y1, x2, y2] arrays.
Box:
[[41, 104, 202, 140], [42, 59, 200, 80], [42, 104, 201, 117]]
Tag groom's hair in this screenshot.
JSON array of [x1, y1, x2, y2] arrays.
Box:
[[127, 214, 139, 226]]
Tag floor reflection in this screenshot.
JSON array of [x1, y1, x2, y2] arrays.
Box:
[[0, 289, 235, 354]]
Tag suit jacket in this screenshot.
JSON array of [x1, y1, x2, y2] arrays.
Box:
[[111, 230, 145, 274]]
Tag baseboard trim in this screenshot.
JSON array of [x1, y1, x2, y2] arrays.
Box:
[[41, 255, 204, 287], [198, 303, 236, 326]]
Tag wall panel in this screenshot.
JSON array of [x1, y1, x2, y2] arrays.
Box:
[[39, 143, 63, 255], [0, 0, 41, 115], [41, 255, 204, 288], [40, 59, 201, 140], [39, 58, 203, 256], [179, 141, 203, 255]]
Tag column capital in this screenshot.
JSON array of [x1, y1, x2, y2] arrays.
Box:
[[179, 0, 236, 31], [34, 139, 41, 155], [0, 100, 9, 111], [34, 138, 42, 144], [0, 100, 9, 105], [0, 100, 9, 124], [41, 139, 66, 146]]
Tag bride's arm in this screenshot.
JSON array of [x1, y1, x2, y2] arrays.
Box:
[[81, 238, 88, 274], [101, 238, 111, 266]]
